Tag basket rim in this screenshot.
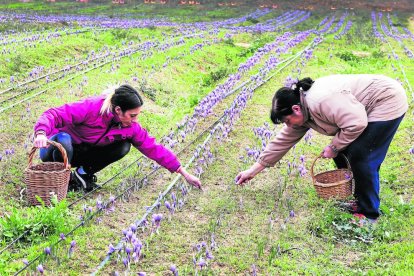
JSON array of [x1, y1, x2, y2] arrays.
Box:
[[25, 162, 71, 173], [27, 140, 70, 170], [314, 168, 353, 187]]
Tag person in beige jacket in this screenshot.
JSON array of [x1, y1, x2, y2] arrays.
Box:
[[236, 74, 408, 221]]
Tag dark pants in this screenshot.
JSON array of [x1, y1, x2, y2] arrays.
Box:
[[333, 114, 405, 219], [40, 132, 131, 174]]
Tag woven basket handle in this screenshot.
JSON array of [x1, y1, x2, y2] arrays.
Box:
[[310, 153, 350, 185], [28, 140, 70, 169]]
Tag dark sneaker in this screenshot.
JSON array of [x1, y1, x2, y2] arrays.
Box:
[[68, 172, 82, 191], [73, 170, 100, 192]]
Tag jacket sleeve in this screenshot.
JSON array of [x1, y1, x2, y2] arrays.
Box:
[[258, 125, 308, 167], [34, 98, 94, 136], [132, 125, 181, 173], [318, 91, 368, 150]]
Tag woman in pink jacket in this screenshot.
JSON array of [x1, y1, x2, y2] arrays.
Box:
[[236, 75, 408, 222], [33, 84, 201, 191]]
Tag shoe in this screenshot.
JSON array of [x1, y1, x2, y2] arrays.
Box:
[[337, 200, 359, 214], [68, 172, 82, 192], [352, 213, 378, 226], [73, 170, 100, 192]]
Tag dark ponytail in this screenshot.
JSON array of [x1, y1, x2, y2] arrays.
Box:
[[270, 77, 314, 124], [296, 77, 314, 92], [100, 84, 144, 115]]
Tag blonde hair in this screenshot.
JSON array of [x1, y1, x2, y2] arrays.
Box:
[[99, 85, 118, 115]]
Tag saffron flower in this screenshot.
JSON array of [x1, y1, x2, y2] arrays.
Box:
[[152, 213, 163, 227], [37, 264, 44, 274], [108, 244, 115, 255], [69, 240, 76, 257], [122, 257, 129, 268], [198, 257, 206, 270], [169, 265, 178, 276]]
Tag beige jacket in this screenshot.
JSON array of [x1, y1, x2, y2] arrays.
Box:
[[258, 74, 408, 167]]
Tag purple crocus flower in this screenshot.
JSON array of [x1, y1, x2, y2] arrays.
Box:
[[96, 198, 103, 210], [198, 257, 206, 270], [22, 259, 29, 266], [69, 240, 76, 256], [289, 210, 295, 217], [169, 265, 178, 276], [109, 195, 116, 204], [60, 233, 65, 240], [126, 230, 134, 242], [108, 244, 115, 255], [152, 213, 163, 228], [138, 273, 146, 276], [125, 247, 132, 256], [251, 264, 257, 276], [122, 258, 129, 268], [206, 250, 214, 260], [37, 264, 44, 274], [44, 247, 51, 255]]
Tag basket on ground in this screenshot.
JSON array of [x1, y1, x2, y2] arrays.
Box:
[[24, 140, 71, 206], [310, 154, 353, 200]]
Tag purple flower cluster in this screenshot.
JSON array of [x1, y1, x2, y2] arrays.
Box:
[[192, 241, 214, 272], [152, 213, 163, 233], [334, 20, 353, 40], [371, 12, 385, 40], [118, 225, 144, 268], [241, 122, 275, 164]]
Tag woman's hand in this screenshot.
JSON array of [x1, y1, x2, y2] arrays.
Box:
[[33, 134, 48, 148], [176, 167, 202, 190], [184, 173, 202, 190], [235, 169, 255, 185], [322, 145, 338, 158], [235, 162, 266, 186]]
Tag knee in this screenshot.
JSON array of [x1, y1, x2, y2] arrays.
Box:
[[55, 132, 72, 146], [117, 142, 131, 158]]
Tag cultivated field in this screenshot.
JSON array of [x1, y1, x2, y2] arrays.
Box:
[[0, 2, 413, 275]]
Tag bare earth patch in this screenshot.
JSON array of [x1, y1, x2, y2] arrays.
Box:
[[235, 42, 251, 48], [352, 51, 371, 58]]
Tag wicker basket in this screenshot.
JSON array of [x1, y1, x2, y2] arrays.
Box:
[[24, 140, 71, 206], [310, 154, 353, 200]]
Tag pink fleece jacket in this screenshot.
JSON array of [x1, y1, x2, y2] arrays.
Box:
[[34, 95, 181, 172]]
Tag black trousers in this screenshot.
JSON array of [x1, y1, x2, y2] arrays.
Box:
[[40, 132, 131, 174]]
